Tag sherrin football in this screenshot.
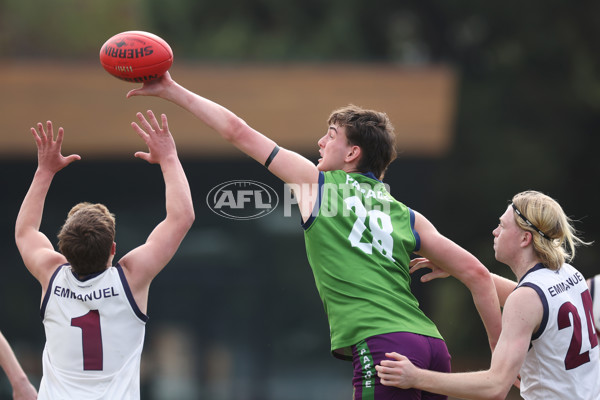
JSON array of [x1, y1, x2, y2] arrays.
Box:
[[99, 31, 173, 83]]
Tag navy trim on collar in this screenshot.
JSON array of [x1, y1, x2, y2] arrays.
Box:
[[71, 268, 105, 282], [518, 263, 546, 285], [358, 172, 381, 182]]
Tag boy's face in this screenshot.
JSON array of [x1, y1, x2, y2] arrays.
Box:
[[493, 205, 524, 265], [316, 124, 353, 172]]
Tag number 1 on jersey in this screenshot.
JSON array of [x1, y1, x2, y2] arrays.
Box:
[[71, 310, 103, 371]]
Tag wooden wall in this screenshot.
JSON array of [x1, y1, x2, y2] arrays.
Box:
[[0, 61, 456, 159]]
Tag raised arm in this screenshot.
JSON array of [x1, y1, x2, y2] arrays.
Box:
[[0, 331, 37, 400], [15, 122, 80, 292], [118, 111, 195, 312], [126, 73, 320, 219], [413, 211, 502, 351]]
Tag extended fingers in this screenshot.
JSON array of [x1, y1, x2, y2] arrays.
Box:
[[409, 258, 434, 274], [32, 121, 62, 144], [421, 269, 450, 282], [160, 113, 169, 132], [376, 368, 399, 387], [131, 112, 156, 138], [131, 121, 147, 140], [146, 110, 162, 133], [135, 110, 166, 135], [375, 364, 398, 386], [150, 111, 169, 135], [46, 120, 54, 140], [409, 257, 428, 267], [375, 353, 406, 370], [31, 122, 46, 141], [31, 126, 41, 144], [385, 352, 406, 361], [135, 111, 155, 134], [55, 126, 65, 146]]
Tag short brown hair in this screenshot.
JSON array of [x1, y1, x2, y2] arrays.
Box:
[[57, 202, 116, 276], [328, 104, 397, 179]]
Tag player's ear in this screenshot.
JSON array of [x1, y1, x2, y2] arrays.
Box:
[[346, 145, 361, 163], [111, 242, 116, 256], [521, 231, 533, 247]]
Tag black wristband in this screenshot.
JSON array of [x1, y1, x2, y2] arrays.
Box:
[[264, 145, 280, 168]]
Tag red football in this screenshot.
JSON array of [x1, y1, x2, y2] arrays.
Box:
[[99, 31, 173, 83]]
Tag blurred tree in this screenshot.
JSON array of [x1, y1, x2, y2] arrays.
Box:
[[402, 0, 600, 260], [0, 0, 148, 57]]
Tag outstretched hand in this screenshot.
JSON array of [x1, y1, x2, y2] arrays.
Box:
[[131, 110, 177, 164], [126, 71, 174, 99], [31, 121, 80, 174], [376, 352, 419, 389], [410, 257, 450, 282]]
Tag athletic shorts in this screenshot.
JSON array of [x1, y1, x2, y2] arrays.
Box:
[[351, 331, 451, 400]]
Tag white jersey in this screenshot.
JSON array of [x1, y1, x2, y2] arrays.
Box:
[[518, 263, 600, 400], [39, 263, 147, 400], [590, 274, 600, 335]]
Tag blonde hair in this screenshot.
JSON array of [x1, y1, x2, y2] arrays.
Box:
[[511, 190, 590, 270]]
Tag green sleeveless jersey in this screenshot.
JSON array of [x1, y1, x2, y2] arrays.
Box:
[[303, 171, 442, 360]]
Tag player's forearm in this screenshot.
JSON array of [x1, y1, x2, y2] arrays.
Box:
[[4, 363, 29, 392], [471, 288, 503, 350], [160, 155, 194, 228], [15, 168, 54, 238], [0, 334, 28, 389], [162, 81, 246, 142], [414, 368, 509, 400], [461, 266, 503, 350], [161, 82, 277, 165]]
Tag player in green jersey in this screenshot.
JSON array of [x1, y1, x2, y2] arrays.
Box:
[[127, 72, 502, 400]]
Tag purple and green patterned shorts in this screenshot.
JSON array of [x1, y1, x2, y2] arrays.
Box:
[[352, 332, 451, 400]]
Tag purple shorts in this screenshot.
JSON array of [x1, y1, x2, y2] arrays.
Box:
[[352, 332, 451, 400]]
